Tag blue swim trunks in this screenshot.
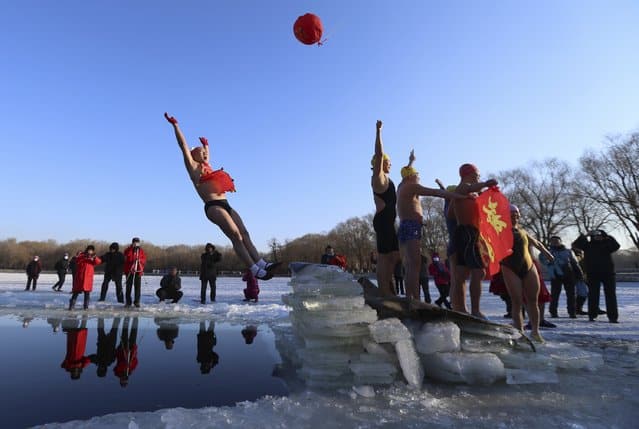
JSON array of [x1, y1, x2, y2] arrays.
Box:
[[398, 219, 422, 244]]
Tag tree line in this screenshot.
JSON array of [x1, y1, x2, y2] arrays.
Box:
[[2, 132, 638, 273]]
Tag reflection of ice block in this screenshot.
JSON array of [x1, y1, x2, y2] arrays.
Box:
[[506, 368, 559, 384], [414, 322, 460, 354], [303, 336, 366, 349], [283, 294, 366, 311], [395, 339, 424, 389], [363, 341, 396, 361], [542, 342, 605, 371], [288, 262, 354, 283], [422, 352, 505, 385], [369, 318, 412, 343], [349, 360, 398, 379]]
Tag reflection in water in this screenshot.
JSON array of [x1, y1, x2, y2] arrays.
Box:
[[155, 317, 180, 350], [47, 317, 61, 333], [115, 317, 138, 387], [22, 317, 34, 328], [241, 325, 258, 344], [60, 318, 91, 380], [197, 320, 219, 374], [94, 317, 120, 377]]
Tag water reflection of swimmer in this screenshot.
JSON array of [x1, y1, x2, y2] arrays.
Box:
[[60, 318, 93, 380], [197, 321, 219, 374], [92, 317, 121, 377], [47, 318, 61, 333], [241, 325, 258, 345], [155, 318, 179, 350], [114, 317, 138, 387]]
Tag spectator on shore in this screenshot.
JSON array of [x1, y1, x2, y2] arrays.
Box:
[[394, 260, 405, 295], [100, 242, 125, 303], [200, 243, 221, 304], [52, 253, 70, 291], [25, 255, 42, 291], [156, 267, 183, 304], [124, 237, 147, 308]]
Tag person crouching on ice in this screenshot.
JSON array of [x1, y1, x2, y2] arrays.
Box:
[[243, 269, 260, 302], [165, 113, 280, 280]]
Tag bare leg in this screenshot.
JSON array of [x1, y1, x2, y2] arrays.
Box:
[[376, 251, 399, 297], [469, 268, 486, 317], [453, 263, 470, 313], [523, 268, 541, 338], [403, 240, 422, 300], [206, 206, 256, 268], [502, 267, 524, 331], [229, 208, 261, 262]]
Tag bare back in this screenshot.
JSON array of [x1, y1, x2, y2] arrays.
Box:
[[371, 174, 390, 213]]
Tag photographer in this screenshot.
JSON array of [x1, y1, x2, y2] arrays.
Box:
[[124, 237, 147, 308], [156, 267, 183, 304], [200, 243, 221, 303], [572, 230, 620, 323]]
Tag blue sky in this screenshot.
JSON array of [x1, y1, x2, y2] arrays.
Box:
[[1, 1, 638, 251]]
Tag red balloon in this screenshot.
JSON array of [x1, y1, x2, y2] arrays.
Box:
[[293, 13, 323, 45]]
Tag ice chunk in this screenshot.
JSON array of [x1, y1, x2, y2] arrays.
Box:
[[422, 352, 505, 385], [395, 339, 424, 389], [352, 385, 376, 398], [506, 368, 559, 384], [414, 321, 461, 354], [369, 318, 412, 343], [288, 262, 355, 284], [542, 342, 605, 371], [289, 281, 364, 297], [363, 341, 396, 360], [292, 307, 378, 328], [461, 336, 513, 354], [283, 294, 366, 311]]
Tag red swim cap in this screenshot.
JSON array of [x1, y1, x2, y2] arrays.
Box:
[[459, 163, 479, 178]]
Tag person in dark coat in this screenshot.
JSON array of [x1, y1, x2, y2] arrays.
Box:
[[572, 230, 621, 323], [540, 236, 584, 318], [91, 317, 121, 377], [200, 243, 221, 304], [52, 253, 70, 291], [156, 267, 183, 303], [69, 245, 102, 311], [123, 237, 147, 308], [197, 320, 219, 374], [25, 255, 42, 291], [99, 242, 125, 303]]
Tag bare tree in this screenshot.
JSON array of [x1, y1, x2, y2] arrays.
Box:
[[580, 133, 639, 249], [566, 174, 612, 235], [420, 197, 448, 256], [498, 158, 575, 243], [329, 216, 375, 271]]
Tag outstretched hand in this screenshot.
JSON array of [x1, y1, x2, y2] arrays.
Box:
[[485, 178, 498, 188], [164, 112, 178, 125], [435, 178, 445, 190], [376, 120, 383, 130], [199, 137, 209, 147], [409, 149, 415, 163]]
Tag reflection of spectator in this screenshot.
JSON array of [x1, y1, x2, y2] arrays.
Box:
[[155, 318, 179, 350], [92, 317, 120, 377], [394, 260, 405, 295], [156, 267, 183, 303], [197, 321, 219, 374], [428, 253, 451, 308], [124, 237, 147, 308], [100, 242, 125, 303], [242, 269, 260, 302], [572, 230, 620, 323], [47, 318, 61, 333], [200, 243, 221, 304], [114, 317, 139, 387], [60, 318, 92, 380], [241, 325, 258, 344], [52, 253, 70, 291], [25, 255, 42, 291]]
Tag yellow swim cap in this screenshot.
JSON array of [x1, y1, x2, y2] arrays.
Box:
[[446, 185, 457, 192], [401, 166, 418, 179], [371, 153, 390, 167]]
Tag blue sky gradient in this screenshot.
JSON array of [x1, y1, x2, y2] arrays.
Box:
[[2, 1, 638, 251]]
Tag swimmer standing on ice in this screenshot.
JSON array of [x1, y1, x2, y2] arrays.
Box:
[[164, 113, 279, 280]]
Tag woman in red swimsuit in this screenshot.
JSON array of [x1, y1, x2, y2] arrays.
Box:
[[164, 113, 278, 280]]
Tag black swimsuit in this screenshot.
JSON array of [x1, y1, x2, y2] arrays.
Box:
[[373, 179, 399, 254], [204, 199, 233, 216]]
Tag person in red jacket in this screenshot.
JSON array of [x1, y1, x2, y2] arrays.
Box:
[[124, 237, 147, 308], [428, 253, 452, 309], [60, 318, 92, 380], [114, 317, 138, 387], [69, 245, 102, 310]]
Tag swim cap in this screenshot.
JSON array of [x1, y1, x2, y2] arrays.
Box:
[[401, 166, 418, 179], [459, 163, 479, 178], [371, 153, 390, 167], [446, 185, 457, 192], [510, 204, 519, 213]]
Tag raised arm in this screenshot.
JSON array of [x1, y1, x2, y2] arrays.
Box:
[[165, 113, 198, 172], [372, 120, 385, 175], [411, 185, 469, 200], [407, 149, 415, 169]]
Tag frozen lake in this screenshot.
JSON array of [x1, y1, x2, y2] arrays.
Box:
[[0, 272, 637, 428]]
